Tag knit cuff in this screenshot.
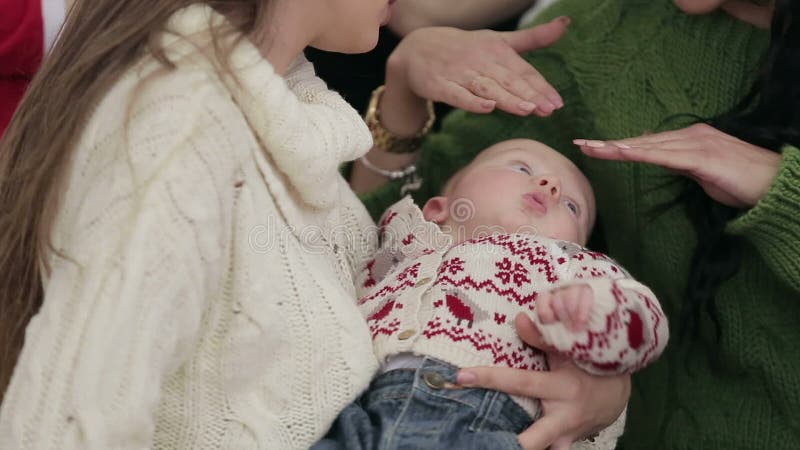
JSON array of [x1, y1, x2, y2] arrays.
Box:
[[726, 145, 800, 290], [533, 278, 618, 356], [533, 276, 667, 376]]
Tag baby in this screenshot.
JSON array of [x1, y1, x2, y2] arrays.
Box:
[[315, 139, 669, 449]]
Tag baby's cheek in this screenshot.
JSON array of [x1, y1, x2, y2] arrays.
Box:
[[554, 219, 582, 244], [513, 218, 540, 236]]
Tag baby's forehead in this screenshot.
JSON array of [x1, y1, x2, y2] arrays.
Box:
[[477, 140, 569, 167]]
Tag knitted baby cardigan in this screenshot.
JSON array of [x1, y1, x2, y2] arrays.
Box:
[[358, 197, 668, 418], [0, 5, 380, 449], [360, 0, 800, 448]]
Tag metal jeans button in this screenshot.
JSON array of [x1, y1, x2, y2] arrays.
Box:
[[422, 371, 447, 389]]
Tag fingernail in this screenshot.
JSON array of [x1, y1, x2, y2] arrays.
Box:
[[519, 101, 537, 111], [573, 139, 587, 145], [457, 371, 477, 386], [615, 142, 631, 149], [586, 140, 605, 148], [482, 100, 496, 109], [538, 102, 556, 114], [557, 16, 571, 26], [548, 94, 564, 109]]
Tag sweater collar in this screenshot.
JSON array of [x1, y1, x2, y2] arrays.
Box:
[[163, 5, 373, 210], [379, 196, 453, 255], [381, 198, 587, 277]]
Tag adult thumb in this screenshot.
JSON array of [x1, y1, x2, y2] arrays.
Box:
[[502, 16, 571, 53]]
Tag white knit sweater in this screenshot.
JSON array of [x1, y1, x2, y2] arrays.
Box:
[[0, 5, 379, 449]]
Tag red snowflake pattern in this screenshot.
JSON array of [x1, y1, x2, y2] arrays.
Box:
[[397, 262, 421, 282], [495, 258, 531, 287], [438, 257, 465, 276]]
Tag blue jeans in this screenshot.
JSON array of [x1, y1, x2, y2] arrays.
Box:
[[313, 357, 531, 450]]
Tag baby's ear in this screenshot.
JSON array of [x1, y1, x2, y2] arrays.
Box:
[[422, 196, 450, 223]]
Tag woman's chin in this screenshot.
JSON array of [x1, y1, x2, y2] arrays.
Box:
[[672, 0, 726, 14]]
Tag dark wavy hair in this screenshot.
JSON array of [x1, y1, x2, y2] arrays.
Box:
[[679, 0, 800, 339]]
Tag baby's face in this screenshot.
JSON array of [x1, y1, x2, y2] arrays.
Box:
[[427, 139, 595, 245]]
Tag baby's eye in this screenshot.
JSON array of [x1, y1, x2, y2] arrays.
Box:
[[564, 199, 579, 216], [511, 163, 532, 175]]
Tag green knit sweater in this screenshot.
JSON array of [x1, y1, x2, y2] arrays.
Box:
[[360, 0, 800, 447]]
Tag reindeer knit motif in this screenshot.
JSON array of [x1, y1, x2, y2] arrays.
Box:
[[357, 197, 668, 417]]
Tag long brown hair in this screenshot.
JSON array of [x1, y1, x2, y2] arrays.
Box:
[[0, 0, 269, 402]]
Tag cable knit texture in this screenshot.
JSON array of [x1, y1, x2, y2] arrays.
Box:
[[358, 197, 668, 420], [0, 5, 380, 449], [360, 0, 800, 448]]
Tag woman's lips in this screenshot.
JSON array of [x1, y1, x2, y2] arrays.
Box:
[[523, 192, 548, 214]]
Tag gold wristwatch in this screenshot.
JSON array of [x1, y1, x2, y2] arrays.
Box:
[[365, 85, 435, 154]]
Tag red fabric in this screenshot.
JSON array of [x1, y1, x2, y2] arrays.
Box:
[[0, 0, 44, 136]]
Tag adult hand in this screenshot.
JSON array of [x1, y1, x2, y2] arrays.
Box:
[[456, 314, 630, 450], [575, 123, 783, 208], [385, 16, 570, 118]]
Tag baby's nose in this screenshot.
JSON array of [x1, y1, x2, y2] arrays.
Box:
[[538, 176, 561, 198]]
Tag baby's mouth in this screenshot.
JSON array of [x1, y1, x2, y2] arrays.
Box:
[[523, 192, 548, 214]]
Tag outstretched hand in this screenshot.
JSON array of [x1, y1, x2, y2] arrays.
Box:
[[456, 314, 630, 450], [575, 123, 782, 208], [386, 16, 570, 117]]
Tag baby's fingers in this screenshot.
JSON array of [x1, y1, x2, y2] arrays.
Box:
[[536, 291, 557, 324], [574, 287, 594, 331], [550, 291, 571, 326], [561, 294, 583, 331]]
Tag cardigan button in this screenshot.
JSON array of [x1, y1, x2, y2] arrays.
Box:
[[397, 329, 416, 340], [422, 371, 447, 390], [415, 277, 432, 287]]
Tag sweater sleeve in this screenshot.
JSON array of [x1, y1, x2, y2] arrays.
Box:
[[726, 145, 800, 293], [0, 104, 233, 449], [532, 250, 669, 376]]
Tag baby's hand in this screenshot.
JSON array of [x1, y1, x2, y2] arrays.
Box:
[[536, 284, 594, 332]]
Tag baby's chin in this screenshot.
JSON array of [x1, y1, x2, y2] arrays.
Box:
[[442, 220, 585, 246], [538, 229, 584, 246]]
